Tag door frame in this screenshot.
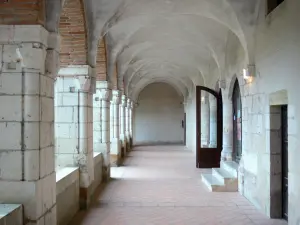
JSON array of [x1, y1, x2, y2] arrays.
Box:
[[232, 80, 242, 163], [196, 86, 223, 168]]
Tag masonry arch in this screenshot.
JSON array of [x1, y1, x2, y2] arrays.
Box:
[[133, 82, 185, 146]]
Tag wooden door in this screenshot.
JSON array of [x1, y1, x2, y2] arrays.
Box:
[[196, 86, 222, 168], [281, 105, 288, 221], [183, 113, 186, 145]]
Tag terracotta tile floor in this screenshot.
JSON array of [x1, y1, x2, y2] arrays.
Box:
[[70, 145, 287, 225]]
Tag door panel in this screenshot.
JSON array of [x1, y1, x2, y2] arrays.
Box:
[[232, 80, 242, 162], [196, 86, 222, 168], [281, 105, 288, 220]]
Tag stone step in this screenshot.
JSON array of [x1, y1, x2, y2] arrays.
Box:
[[201, 173, 225, 192], [212, 168, 235, 184], [221, 161, 239, 178], [212, 168, 238, 191]]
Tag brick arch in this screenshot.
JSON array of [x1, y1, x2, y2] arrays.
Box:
[[59, 0, 87, 67], [0, 0, 45, 25], [96, 39, 108, 81]]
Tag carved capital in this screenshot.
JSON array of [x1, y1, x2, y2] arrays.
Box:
[[99, 88, 112, 101], [127, 98, 132, 108], [112, 90, 121, 105], [121, 95, 127, 107], [77, 75, 91, 92]]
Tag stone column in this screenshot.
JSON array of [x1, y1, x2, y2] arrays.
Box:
[[110, 90, 121, 166], [0, 25, 58, 224], [129, 100, 134, 147], [221, 91, 233, 161], [209, 94, 218, 148], [96, 81, 111, 181], [119, 95, 127, 156], [55, 65, 94, 209], [125, 98, 131, 151], [201, 94, 210, 147]]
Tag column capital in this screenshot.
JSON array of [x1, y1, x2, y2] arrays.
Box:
[[99, 88, 112, 101], [127, 98, 132, 108], [121, 95, 127, 107], [112, 90, 121, 105]]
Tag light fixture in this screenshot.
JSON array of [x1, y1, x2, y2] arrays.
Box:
[[201, 96, 205, 102], [243, 65, 255, 82]]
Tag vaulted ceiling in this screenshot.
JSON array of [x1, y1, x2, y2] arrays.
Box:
[[46, 0, 261, 100]]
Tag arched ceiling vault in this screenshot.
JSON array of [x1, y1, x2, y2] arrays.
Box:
[[46, 0, 261, 96]]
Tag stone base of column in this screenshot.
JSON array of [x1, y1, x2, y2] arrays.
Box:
[[125, 134, 131, 152], [110, 154, 120, 167], [97, 143, 110, 182], [120, 141, 126, 158], [120, 135, 127, 157], [221, 150, 233, 161], [110, 141, 121, 167], [79, 185, 93, 210]]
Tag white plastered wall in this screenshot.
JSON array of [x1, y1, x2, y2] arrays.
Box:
[[133, 82, 184, 145]]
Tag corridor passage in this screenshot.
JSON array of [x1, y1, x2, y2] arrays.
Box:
[[71, 146, 287, 225]]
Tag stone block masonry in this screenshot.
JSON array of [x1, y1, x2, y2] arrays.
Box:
[[0, 25, 57, 224], [55, 65, 95, 209]]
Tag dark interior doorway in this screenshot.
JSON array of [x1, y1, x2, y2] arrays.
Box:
[[281, 105, 288, 221], [196, 86, 223, 168], [183, 113, 186, 145], [232, 80, 242, 163]]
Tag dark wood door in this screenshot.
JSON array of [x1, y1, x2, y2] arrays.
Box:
[[183, 113, 186, 145], [218, 90, 223, 152], [196, 86, 222, 168], [281, 105, 288, 221], [232, 80, 242, 163]]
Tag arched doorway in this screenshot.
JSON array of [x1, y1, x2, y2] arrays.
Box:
[[232, 79, 242, 162]]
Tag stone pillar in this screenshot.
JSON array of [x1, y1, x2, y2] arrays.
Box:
[[209, 94, 218, 148], [129, 100, 134, 147], [201, 94, 210, 147], [110, 90, 121, 166], [55, 65, 94, 209], [95, 81, 111, 181], [119, 95, 127, 156], [125, 98, 131, 151], [0, 25, 58, 224], [221, 91, 233, 161]]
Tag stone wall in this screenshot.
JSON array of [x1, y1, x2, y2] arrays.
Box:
[[0, 204, 23, 225], [56, 168, 80, 225], [134, 82, 184, 145]]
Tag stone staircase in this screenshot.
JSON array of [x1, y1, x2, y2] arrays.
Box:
[[201, 161, 239, 192]]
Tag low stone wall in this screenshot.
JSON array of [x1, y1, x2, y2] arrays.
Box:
[[0, 204, 22, 225], [90, 152, 103, 196], [56, 167, 80, 225]]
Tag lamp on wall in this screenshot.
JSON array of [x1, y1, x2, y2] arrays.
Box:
[[243, 65, 255, 82]]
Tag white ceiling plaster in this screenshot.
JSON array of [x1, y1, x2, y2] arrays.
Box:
[[47, 0, 259, 96]]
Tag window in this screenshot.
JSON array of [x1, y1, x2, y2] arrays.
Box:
[[267, 0, 285, 14]]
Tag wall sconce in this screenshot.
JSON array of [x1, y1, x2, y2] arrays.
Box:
[[243, 65, 255, 82], [201, 96, 205, 103]]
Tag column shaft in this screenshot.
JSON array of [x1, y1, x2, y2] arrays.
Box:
[[96, 81, 111, 181], [221, 95, 233, 161], [119, 95, 127, 157], [110, 90, 121, 166]]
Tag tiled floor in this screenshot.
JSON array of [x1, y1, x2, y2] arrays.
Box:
[[71, 145, 287, 225]]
